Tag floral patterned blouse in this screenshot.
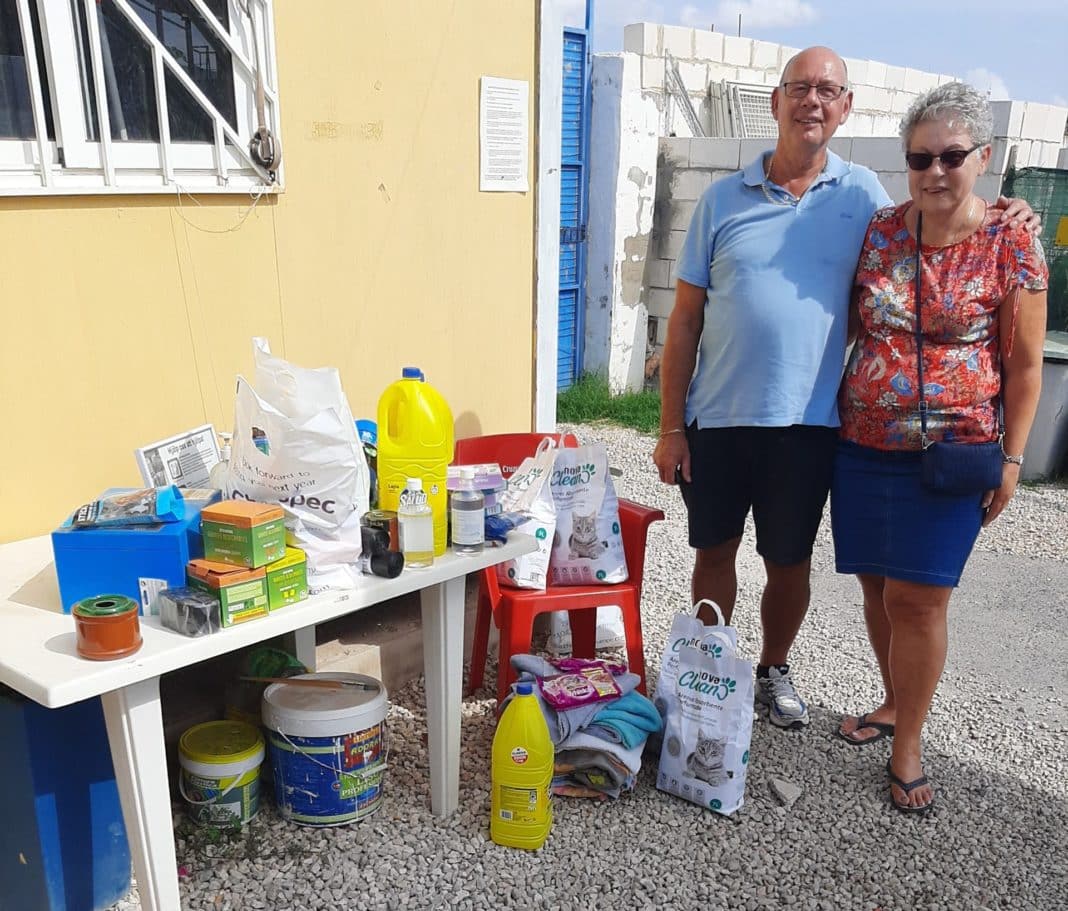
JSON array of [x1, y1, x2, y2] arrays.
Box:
[[839, 203, 1048, 450]]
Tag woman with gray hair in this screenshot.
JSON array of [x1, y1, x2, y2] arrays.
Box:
[[831, 82, 1048, 813]]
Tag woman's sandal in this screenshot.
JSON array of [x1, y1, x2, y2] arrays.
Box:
[[837, 712, 895, 746], [886, 759, 934, 815]]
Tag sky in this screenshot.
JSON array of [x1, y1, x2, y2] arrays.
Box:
[[559, 0, 1068, 107]]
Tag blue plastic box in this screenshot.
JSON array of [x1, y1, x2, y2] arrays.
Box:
[[51, 487, 222, 613], [0, 685, 131, 911]]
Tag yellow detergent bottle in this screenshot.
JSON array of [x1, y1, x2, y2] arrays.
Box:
[[490, 682, 553, 849], [377, 367, 454, 556]]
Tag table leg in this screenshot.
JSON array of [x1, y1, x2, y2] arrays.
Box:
[[101, 678, 181, 911], [420, 575, 465, 816], [289, 625, 317, 670]]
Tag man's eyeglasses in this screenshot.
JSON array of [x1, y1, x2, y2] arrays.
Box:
[[780, 81, 848, 102], [904, 144, 984, 171]]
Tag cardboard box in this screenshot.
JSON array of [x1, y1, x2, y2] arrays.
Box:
[[200, 500, 286, 568], [186, 559, 268, 627], [51, 487, 221, 614], [265, 547, 308, 610]]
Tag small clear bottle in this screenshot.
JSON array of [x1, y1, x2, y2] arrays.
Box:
[[398, 477, 434, 568], [451, 466, 485, 555]]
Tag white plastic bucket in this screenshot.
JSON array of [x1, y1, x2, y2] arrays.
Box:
[[178, 720, 265, 827], [261, 672, 388, 827]]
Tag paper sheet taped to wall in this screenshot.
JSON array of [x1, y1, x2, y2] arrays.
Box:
[[480, 77, 529, 192]]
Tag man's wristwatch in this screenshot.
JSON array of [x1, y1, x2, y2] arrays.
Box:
[[1003, 452, 1024, 466]]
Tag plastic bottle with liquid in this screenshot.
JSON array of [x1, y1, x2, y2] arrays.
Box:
[[397, 478, 434, 569], [377, 368, 454, 556], [490, 682, 553, 850], [451, 467, 485, 555]]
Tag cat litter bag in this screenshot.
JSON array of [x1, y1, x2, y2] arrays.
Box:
[[656, 637, 753, 816], [548, 442, 627, 586], [496, 438, 558, 590]]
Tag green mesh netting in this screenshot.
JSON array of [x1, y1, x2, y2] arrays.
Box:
[[1001, 166, 1068, 333]]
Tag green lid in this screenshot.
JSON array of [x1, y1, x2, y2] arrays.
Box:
[[72, 595, 139, 617]]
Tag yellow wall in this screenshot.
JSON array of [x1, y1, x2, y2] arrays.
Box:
[[0, 1, 537, 542]]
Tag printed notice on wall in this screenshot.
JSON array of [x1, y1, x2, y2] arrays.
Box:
[[480, 77, 529, 192], [135, 424, 220, 489]]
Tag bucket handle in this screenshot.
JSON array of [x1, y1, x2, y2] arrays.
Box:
[[179, 757, 260, 806], [274, 721, 390, 781]]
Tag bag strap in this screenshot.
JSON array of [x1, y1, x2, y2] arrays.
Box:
[[913, 212, 1002, 451], [692, 598, 726, 626]]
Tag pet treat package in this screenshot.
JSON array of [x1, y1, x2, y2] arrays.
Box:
[[655, 604, 753, 816], [219, 338, 370, 591], [71, 486, 185, 528], [548, 442, 627, 586], [495, 438, 558, 590]]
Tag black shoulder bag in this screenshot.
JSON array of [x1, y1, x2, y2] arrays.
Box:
[[914, 213, 1005, 496]]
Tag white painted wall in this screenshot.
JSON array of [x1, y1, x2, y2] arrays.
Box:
[[586, 53, 660, 393]]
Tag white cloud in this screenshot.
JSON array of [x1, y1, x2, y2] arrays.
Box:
[[710, 0, 818, 30], [965, 68, 1011, 101]]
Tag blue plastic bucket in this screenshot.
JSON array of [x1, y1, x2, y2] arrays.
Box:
[[261, 673, 388, 827]]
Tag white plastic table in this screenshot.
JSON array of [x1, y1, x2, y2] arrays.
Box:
[[0, 533, 534, 911]]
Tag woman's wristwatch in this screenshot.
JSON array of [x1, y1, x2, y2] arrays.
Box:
[[1002, 452, 1025, 466]]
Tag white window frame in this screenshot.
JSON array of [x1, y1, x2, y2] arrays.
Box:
[[0, 0, 282, 195]]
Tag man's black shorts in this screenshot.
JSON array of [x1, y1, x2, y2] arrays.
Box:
[[678, 424, 838, 566]]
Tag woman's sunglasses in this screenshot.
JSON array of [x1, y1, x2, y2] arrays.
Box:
[[904, 144, 984, 171]]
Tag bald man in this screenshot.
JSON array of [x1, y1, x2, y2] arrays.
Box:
[[652, 47, 1032, 729]]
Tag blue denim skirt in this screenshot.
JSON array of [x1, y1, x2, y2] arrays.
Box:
[[830, 441, 984, 588]]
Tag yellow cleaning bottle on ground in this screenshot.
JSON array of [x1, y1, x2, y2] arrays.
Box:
[[490, 682, 553, 849], [377, 367, 454, 556]]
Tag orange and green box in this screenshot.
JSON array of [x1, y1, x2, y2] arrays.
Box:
[[186, 559, 268, 627], [265, 548, 308, 611], [200, 500, 286, 569]]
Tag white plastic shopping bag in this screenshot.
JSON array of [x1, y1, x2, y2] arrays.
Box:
[[221, 339, 370, 591], [654, 601, 753, 815], [496, 438, 558, 589]]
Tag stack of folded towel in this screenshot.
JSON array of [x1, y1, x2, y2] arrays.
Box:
[[503, 654, 663, 800]]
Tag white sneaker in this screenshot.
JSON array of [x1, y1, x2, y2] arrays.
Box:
[[755, 666, 810, 729]]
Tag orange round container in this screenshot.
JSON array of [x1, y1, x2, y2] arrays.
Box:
[[72, 595, 142, 660]]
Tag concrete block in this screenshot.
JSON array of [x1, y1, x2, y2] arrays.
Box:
[[659, 229, 689, 260], [677, 60, 708, 92], [643, 56, 665, 91], [879, 172, 911, 204], [849, 113, 875, 138], [667, 260, 682, 288], [646, 287, 677, 319], [864, 60, 887, 88], [690, 138, 740, 169], [316, 641, 382, 682], [975, 173, 1003, 201], [937, 73, 959, 86], [660, 136, 690, 168], [1045, 106, 1066, 143], [890, 90, 914, 116], [778, 46, 802, 73], [645, 258, 671, 289], [662, 25, 693, 59], [828, 136, 853, 161], [1013, 139, 1034, 166], [871, 114, 901, 138], [843, 58, 866, 87], [751, 40, 779, 70], [736, 66, 776, 86], [708, 62, 738, 86], [1037, 140, 1062, 167], [1006, 102, 1025, 137], [693, 29, 724, 62], [853, 136, 906, 172], [670, 168, 711, 201], [669, 198, 698, 231], [623, 22, 659, 56], [884, 64, 906, 89], [988, 138, 1013, 174], [903, 68, 937, 94], [1059, 147, 1068, 169], [739, 137, 773, 168], [851, 84, 881, 112], [723, 35, 752, 67], [1021, 103, 1047, 142]]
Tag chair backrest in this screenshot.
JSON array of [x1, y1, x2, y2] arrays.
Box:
[[453, 432, 578, 478]]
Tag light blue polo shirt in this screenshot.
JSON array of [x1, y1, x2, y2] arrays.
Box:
[[676, 150, 891, 428]]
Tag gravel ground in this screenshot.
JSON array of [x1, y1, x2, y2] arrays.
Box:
[[113, 422, 1068, 910]]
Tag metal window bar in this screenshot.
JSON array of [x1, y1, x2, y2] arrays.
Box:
[[664, 52, 704, 138], [728, 83, 775, 139], [109, 0, 271, 184], [14, 0, 53, 184]]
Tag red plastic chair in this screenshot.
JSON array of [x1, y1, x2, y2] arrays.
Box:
[[454, 432, 666, 706]]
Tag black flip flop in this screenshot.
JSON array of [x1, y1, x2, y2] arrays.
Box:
[[837, 712, 895, 746], [886, 759, 934, 815]]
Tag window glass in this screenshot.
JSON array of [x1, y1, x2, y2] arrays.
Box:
[[0, 0, 56, 140]]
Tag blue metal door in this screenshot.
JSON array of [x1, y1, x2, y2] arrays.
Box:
[[558, 24, 591, 390]]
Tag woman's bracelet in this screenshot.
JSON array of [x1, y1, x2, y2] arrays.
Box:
[[659, 428, 686, 438], [1002, 452, 1024, 466]]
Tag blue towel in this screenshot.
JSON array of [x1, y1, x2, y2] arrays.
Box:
[[589, 691, 663, 749]]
